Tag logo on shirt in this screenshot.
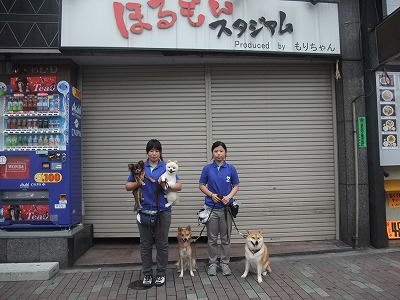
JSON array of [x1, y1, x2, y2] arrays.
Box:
[[226, 176, 230, 183]]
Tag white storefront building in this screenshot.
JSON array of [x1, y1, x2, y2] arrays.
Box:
[[61, 0, 341, 243]]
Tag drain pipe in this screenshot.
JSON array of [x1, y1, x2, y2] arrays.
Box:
[[351, 84, 373, 249], [352, 100, 359, 249]]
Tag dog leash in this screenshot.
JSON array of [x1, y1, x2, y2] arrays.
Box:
[[194, 203, 247, 241], [148, 182, 162, 235], [227, 206, 248, 239], [193, 222, 207, 243]]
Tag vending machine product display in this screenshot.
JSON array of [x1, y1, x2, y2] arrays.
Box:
[[0, 78, 82, 228]]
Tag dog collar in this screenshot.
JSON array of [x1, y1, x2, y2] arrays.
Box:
[[249, 247, 261, 255]]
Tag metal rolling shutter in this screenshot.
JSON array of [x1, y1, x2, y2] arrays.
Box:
[[81, 66, 208, 237], [81, 64, 336, 243], [210, 65, 336, 243]]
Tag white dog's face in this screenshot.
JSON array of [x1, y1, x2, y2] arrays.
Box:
[[246, 231, 264, 251], [166, 160, 178, 175]]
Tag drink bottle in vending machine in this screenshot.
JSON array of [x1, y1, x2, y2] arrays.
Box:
[[0, 79, 82, 228]]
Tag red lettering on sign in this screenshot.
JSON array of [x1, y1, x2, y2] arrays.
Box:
[[179, 0, 205, 27], [148, 0, 177, 29], [208, 0, 233, 17], [114, 2, 129, 38], [114, 2, 153, 37]]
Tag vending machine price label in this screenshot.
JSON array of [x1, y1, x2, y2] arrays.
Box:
[[34, 172, 62, 183], [55, 204, 66, 209]]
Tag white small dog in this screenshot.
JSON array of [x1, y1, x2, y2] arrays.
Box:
[[160, 160, 180, 208]]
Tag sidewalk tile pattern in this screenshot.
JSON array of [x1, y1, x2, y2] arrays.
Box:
[[1, 249, 400, 299]]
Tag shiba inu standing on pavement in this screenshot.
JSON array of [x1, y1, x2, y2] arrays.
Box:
[[241, 230, 272, 283], [177, 225, 196, 277]]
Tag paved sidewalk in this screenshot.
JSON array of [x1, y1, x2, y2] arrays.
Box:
[[1, 247, 400, 300], [73, 239, 353, 267]]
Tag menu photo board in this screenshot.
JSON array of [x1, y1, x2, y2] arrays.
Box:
[[377, 71, 400, 166]]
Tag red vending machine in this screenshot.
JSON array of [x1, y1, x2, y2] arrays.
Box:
[[0, 76, 82, 228]]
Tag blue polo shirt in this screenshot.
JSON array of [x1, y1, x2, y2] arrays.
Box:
[[127, 159, 179, 211], [199, 161, 240, 209]]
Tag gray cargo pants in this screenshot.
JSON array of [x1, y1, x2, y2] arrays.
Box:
[[137, 210, 171, 277], [206, 207, 232, 265]]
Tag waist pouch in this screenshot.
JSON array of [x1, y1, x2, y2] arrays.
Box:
[[229, 201, 239, 218], [138, 211, 158, 227]]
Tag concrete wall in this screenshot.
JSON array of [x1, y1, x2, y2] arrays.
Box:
[[337, 0, 371, 248], [0, 224, 93, 268]]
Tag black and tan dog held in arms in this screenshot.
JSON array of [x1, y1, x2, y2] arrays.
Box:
[[128, 160, 155, 210]]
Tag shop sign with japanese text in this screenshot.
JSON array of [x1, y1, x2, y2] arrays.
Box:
[[61, 0, 340, 55], [387, 192, 400, 208], [358, 117, 367, 148], [387, 220, 400, 239]]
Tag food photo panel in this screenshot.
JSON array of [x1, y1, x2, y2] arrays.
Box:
[[382, 119, 397, 132], [380, 89, 395, 102], [381, 104, 396, 117], [379, 74, 394, 87], [382, 134, 398, 148]]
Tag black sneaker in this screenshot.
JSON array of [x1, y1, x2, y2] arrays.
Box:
[[154, 275, 165, 287], [142, 275, 153, 287]]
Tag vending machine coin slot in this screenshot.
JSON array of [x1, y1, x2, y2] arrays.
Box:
[[62, 153, 66, 162]]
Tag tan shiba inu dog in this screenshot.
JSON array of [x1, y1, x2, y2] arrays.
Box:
[[177, 225, 196, 277], [241, 230, 272, 283]]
